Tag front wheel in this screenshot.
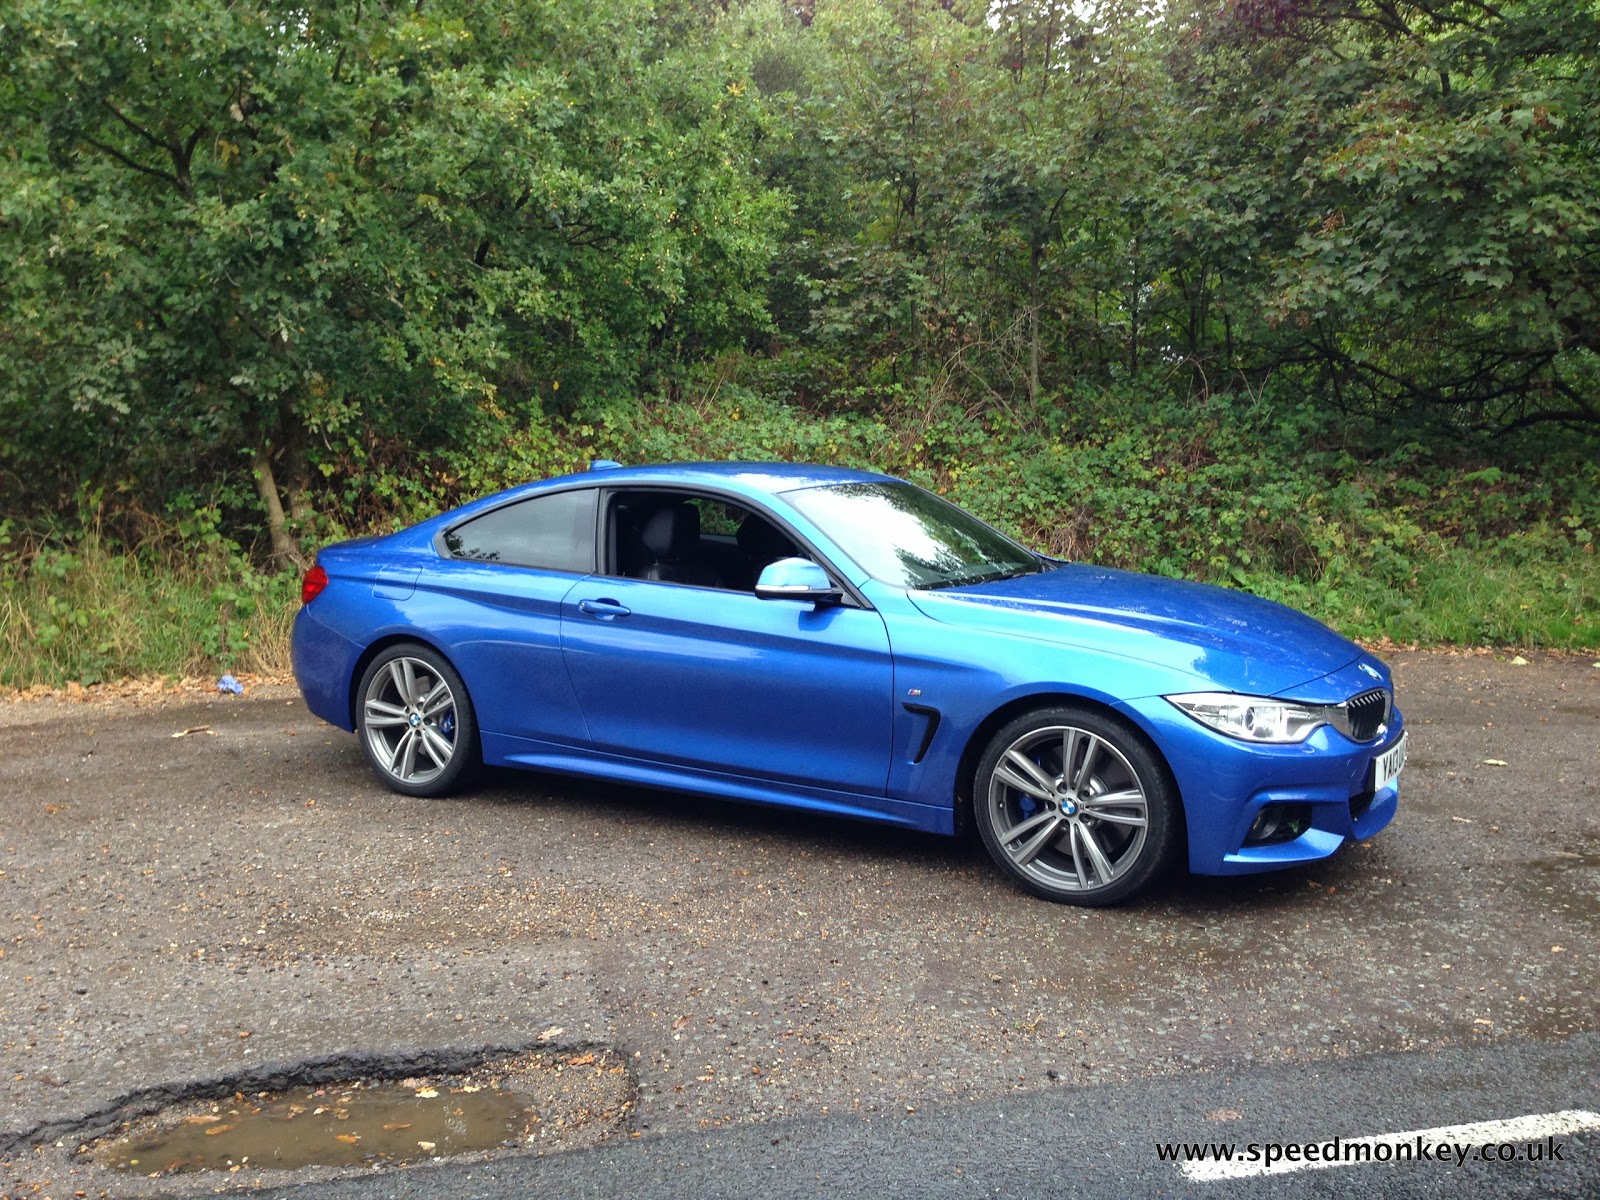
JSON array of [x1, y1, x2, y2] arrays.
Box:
[[973, 706, 1179, 906], [357, 644, 479, 797]]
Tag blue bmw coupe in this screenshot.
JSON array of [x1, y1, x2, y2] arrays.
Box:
[[292, 461, 1405, 906]]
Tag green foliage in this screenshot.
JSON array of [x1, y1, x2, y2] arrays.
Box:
[[2, 0, 1598, 686], [0, 506, 297, 687], [1226, 0, 1600, 425], [0, 0, 782, 552]]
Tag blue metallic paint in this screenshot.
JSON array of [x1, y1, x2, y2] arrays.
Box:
[[292, 462, 1402, 878], [560, 577, 894, 796]]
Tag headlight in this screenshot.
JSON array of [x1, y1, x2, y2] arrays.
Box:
[[1167, 692, 1329, 744]]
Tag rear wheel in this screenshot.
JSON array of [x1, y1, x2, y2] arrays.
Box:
[[973, 706, 1178, 906], [357, 644, 478, 797]]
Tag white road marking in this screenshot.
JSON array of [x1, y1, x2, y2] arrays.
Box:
[[1180, 1109, 1600, 1182]]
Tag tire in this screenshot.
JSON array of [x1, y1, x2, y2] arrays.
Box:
[[973, 705, 1179, 906], [356, 644, 479, 797]]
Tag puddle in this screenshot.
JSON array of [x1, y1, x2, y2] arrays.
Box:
[[86, 1050, 632, 1176]]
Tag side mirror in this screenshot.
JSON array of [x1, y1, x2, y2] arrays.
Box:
[[755, 557, 842, 605]]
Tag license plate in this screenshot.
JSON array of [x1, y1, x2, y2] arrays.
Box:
[[1372, 733, 1408, 792]]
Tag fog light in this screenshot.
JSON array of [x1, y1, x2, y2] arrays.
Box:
[[1244, 803, 1312, 846]]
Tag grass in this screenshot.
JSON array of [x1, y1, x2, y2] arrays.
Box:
[[1237, 548, 1598, 650], [0, 523, 296, 690]]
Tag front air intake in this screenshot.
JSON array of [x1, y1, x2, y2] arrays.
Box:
[[1341, 688, 1391, 742]]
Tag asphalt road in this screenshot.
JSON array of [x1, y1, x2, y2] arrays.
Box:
[[1, 650, 1596, 1198], [248, 1032, 1600, 1200]]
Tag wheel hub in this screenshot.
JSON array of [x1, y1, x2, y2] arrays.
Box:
[[408, 711, 422, 728]]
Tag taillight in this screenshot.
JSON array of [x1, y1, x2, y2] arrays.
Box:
[[301, 564, 329, 605]]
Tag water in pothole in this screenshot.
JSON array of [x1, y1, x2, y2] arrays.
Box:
[[87, 1051, 634, 1175], [95, 1080, 532, 1173]]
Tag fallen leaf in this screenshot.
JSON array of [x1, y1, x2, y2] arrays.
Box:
[[170, 726, 215, 738], [567, 1053, 597, 1067], [335, 1133, 360, 1145], [204, 1125, 234, 1136], [415, 1088, 439, 1099], [1482, 759, 1508, 767], [382, 1122, 412, 1132], [417, 1140, 437, 1152], [1509, 655, 1529, 666], [183, 1114, 223, 1126], [537, 1026, 565, 1042], [1206, 1109, 1243, 1121], [1451, 816, 1475, 824]]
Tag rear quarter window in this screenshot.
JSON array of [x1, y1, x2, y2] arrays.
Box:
[[442, 488, 597, 573]]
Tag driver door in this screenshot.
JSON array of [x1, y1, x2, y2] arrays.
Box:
[[559, 491, 894, 799]]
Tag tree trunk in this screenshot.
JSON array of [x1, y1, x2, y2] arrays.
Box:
[[253, 444, 306, 570], [1028, 240, 1043, 405], [278, 406, 315, 528]]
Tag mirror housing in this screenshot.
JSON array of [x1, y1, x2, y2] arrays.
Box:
[[755, 557, 842, 605]]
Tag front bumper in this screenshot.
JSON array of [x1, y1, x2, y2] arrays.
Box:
[[1123, 694, 1405, 877]]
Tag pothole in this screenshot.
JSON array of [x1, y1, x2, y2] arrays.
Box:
[[81, 1049, 633, 1177]]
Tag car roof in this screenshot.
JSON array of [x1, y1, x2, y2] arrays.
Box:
[[399, 461, 904, 541], [553, 461, 900, 494]]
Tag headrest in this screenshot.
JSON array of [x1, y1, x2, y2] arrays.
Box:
[[640, 502, 700, 558]]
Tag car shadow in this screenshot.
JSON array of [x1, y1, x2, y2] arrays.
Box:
[[471, 763, 1353, 915], [472, 763, 988, 871]]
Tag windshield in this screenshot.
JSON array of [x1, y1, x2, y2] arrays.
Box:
[[783, 481, 1041, 589]]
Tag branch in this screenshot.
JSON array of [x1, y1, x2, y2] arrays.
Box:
[[78, 133, 183, 190], [100, 99, 171, 156]]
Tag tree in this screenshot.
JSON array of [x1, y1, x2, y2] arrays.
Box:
[[0, 0, 782, 554], [1185, 0, 1600, 426]]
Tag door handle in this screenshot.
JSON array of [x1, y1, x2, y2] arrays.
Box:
[[577, 598, 632, 618]]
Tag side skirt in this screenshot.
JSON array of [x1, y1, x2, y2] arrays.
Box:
[[479, 732, 956, 835]]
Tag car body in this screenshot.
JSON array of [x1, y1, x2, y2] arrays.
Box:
[[292, 461, 1405, 905]]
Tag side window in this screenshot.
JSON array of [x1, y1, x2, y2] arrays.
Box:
[[442, 488, 597, 573], [608, 490, 800, 591]]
